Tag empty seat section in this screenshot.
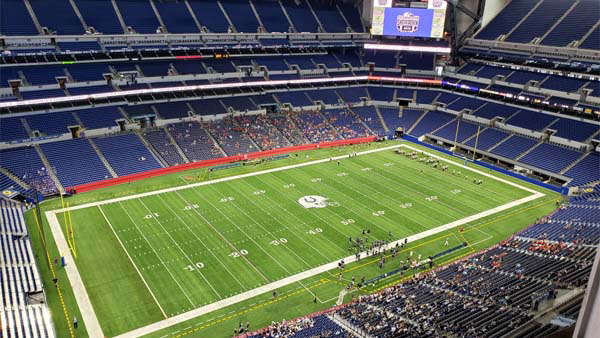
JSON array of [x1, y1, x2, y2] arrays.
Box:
[[94, 134, 161, 176], [433, 120, 479, 143], [463, 128, 510, 151], [115, 0, 160, 34], [29, 0, 83, 35], [21, 89, 65, 100], [189, 99, 226, 115], [311, 55, 341, 68], [253, 0, 290, 32], [395, 89, 414, 100], [283, 1, 319, 32], [76, 107, 124, 129], [542, 0, 600, 46], [504, 70, 547, 84], [457, 63, 482, 74], [154, 102, 191, 119], [67, 64, 109, 82], [332, 51, 361, 68], [188, 1, 230, 32], [139, 62, 172, 77], [173, 60, 206, 74], [221, 96, 254, 111], [285, 56, 315, 69], [473, 102, 518, 120], [415, 90, 439, 104], [0, 117, 28, 142], [505, 0, 573, 44], [276, 91, 312, 106], [336, 87, 367, 102], [446, 97, 484, 111], [308, 0, 347, 32], [520, 143, 582, 173], [565, 152, 600, 186], [41, 139, 110, 187], [435, 92, 461, 105], [21, 66, 65, 86], [505, 110, 556, 131], [221, 0, 260, 33], [579, 26, 600, 50], [339, 3, 364, 32], [490, 135, 537, 159], [67, 85, 113, 95], [475, 0, 538, 40], [409, 111, 454, 137], [474, 65, 513, 78], [26, 112, 76, 136], [368, 87, 395, 101], [153, 1, 199, 33], [364, 50, 396, 68], [398, 52, 434, 70], [256, 58, 289, 71], [207, 60, 236, 73], [76, 0, 123, 34], [306, 89, 339, 104], [550, 118, 599, 142], [168, 122, 222, 161], [0, 0, 38, 35], [541, 76, 587, 92]]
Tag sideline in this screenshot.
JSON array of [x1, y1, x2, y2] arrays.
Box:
[[45, 143, 545, 338]]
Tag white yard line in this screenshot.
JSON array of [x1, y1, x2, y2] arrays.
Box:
[[98, 206, 168, 319], [44, 143, 546, 338]]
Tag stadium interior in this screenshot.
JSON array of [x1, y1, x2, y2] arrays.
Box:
[[0, 0, 598, 337]]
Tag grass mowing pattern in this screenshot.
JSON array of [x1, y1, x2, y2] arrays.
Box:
[[58, 148, 532, 336]]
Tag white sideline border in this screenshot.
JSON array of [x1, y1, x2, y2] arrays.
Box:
[[44, 143, 545, 338]]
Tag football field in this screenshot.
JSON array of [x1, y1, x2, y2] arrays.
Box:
[[45, 144, 542, 337]]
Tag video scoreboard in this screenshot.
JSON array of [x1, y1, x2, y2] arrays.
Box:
[[371, 0, 448, 38]]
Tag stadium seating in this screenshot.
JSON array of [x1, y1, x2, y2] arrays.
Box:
[[564, 152, 600, 186], [41, 138, 112, 187], [352, 106, 386, 136], [142, 129, 185, 166], [207, 118, 258, 155], [0, 0, 39, 35], [235, 114, 292, 150], [29, 0, 83, 35], [0, 200, 54, 337], [94, 133, 162, 176], [463, 127, 510, 151], [541, 0, 600, 47], [292, 110, 340, 143], [488, 133, 537, 159], [410, 111, 455, 137], [167, 121, 223, 162], [153, 1, 200, 34], [268, 113, 309, 145], [322, 108, 371, 139], [519, 143, 583, 173], [504, 0, 574, 44]]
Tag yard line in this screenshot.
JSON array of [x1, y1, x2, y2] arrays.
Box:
[[236, 179, 336, 261], [173, 190, 270, 283], [97, 205, 167, 319], [155, 194, 246, 290], [137, 197, 221, 300], [54, 144, 404, 214], [114, 191, 544, 338], [252, 174, 377, 247], [119, 201, 196, 307], [189, 187, 293, 279], [241, 177, 349, 254]]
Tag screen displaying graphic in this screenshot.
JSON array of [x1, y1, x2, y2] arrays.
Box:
[[371, 0, 447, 38]]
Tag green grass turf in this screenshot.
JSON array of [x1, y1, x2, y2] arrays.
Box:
[[26, 141, 560, 337]]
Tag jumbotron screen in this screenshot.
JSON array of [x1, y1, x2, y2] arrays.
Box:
[[371, 0, 447, 38]]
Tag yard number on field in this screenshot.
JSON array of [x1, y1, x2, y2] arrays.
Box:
[[372, 210, 385, 216], [341, 219, 355, 225], [270, 238, 288, 245], [183, 204, 199, 210], [307, 227, 323, 235], [220, 196, 235, 203], [229, 249, 248, 258], [184, 262, 204, 271]]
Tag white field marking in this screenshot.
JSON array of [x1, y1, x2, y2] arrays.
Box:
[[97, 205, 168, 319], [46, 143, 546, 338], [119, 201, 197, 307], [155, 194, 246, 290], [52, 144, 404, 214], [44, 211, 104, 338], [114, 190, 543, 338], [137, 197, 221, 300]]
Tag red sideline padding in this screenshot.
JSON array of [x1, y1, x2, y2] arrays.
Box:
[[69, 136, 377, 193]]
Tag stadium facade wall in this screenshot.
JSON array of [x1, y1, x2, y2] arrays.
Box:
[[69, 136, 377, 193], [401, 135, 568, 194]]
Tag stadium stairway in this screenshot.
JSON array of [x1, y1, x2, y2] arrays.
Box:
[[163, 127, 190, 163], [87, 138, 118, 178], [134, 130, 168, 168], [374, 106, 390, 134], [33, 144, 64, 194]]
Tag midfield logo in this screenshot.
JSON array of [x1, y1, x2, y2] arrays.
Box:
[[397, 12, 419, 33], [298, 195, 329, 209]]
